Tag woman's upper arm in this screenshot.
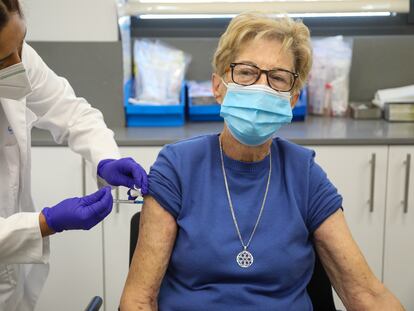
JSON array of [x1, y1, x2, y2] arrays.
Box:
[[313, 209, 404, 311], [121, 195, 177, 309], [313, 209, 374, 305]]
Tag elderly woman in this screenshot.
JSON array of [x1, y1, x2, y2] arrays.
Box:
[[120, 13, 403, 311]]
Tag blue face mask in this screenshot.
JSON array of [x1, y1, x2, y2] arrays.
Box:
[[220, 81, 293, 146]]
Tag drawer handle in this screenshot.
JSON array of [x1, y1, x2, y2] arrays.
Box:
[[402, 154, 411, 214], [116, 187, 120, 214], [369, 153, 376, 213]]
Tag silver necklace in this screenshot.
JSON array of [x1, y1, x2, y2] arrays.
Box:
[[219, 137, 272, 268]]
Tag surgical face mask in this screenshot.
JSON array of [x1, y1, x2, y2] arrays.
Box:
[[0, 62, 32, 100], [220, 81, 293, 146]]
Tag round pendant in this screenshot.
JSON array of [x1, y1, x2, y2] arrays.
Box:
[[236, 250, 254, 268]]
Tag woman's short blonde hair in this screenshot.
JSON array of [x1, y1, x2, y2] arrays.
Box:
[[212, 12, 312, 94]]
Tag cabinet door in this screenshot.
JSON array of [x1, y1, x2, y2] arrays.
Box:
[[384, 146, 414, 309], [85, 147, 162, 311], [31, 147, 104, 311], [310, 146, 388, 310]]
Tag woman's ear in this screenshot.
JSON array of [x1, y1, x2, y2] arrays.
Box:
[[212, 73, 225, 104], [290, 93, 300, 108]]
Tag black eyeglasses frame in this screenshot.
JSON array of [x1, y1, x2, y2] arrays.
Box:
[[229, 62, 299, 92]]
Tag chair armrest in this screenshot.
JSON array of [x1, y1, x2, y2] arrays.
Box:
[[84, 296, 103, 311]]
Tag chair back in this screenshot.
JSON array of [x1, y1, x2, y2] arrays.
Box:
[[84, 296, 103, 311]]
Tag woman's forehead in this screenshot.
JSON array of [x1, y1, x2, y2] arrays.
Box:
[[0, 13, 26, 60], [234, 38, 295, 70]]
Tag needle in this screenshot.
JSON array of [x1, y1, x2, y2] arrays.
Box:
[[113, 199, 143, 205]]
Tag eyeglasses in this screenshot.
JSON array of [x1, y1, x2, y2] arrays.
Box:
[[229, 62, 299, 92]]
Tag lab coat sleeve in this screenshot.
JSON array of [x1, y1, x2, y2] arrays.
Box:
[[0, 213, 50, 264], [23, 43, 121, 175]]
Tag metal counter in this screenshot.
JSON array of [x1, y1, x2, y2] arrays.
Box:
[[31, 116, 414, 147]]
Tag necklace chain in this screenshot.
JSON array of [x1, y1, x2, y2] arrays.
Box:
[[219, 136, 272, 251]]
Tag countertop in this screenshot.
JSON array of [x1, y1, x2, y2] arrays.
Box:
[[31, 116, 414, 147]]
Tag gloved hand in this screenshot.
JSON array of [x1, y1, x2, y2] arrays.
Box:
[[41, 186, 113, 233], [97, 157, 148, 195]]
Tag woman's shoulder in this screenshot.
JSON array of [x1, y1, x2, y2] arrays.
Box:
[[168, 133, 216, 147], [159, 134, 218, 162], [273, 137, 315, 161]]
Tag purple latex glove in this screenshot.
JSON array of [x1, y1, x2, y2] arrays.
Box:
[[41, 187, 113, 232], [97, 157, 148, 195]]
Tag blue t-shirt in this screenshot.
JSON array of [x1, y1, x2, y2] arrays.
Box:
[[148, 134, 342, 311]]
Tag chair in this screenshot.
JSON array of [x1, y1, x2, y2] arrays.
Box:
[[130, 212, 337, 311], [84, 296, 103, 311]]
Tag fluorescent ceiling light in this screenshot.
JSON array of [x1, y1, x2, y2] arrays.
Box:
[[119, 0, 409, 16], [139, 14, 234, 18], [138, 12, 393, 19], [289, 12, 392, 17]]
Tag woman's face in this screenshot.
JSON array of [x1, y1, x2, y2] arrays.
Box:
[[212, 38, 299, 107], [0, 13, 26, 70]]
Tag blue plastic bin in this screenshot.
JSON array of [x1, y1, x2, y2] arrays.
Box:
[[187, 86, 308, 122], [124, 79, 185, 127], [292, 87, 308, 122], [186, 83, 222, 121], [187, 98, 222, 122]]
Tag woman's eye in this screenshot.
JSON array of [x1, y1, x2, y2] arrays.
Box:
[[240, 70, 255, 76], [270, 72, 290, 83], [271, 76, 286, 82]]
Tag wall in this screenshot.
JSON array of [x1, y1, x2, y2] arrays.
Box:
[[349, 35, 414, 101], [23, 0, 414, 128], [23, 0, 125, 127], [28, 34, 414, 128], [22, 0, 118, 42], [28, 42, 125, 128], [130, 16, 414, 103], [139, 35, 414, 102]]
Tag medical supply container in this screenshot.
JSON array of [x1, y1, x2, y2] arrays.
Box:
[[292, 87, 308, 121], [124, 79, 186, 127]]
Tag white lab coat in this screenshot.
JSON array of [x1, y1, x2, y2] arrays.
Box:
[[0, 43, 121, 311]]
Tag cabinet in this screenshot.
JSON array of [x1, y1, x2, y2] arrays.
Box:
[[384, 146, 414, 309], [31, 147, 104, 311], [311, 146, 388, 278], [85, 147, 162, 311], [311, 146, 388, 310], [313, 145, 414, 311]]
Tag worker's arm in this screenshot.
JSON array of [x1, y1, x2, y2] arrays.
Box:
[[120, 196, 177, 311], [0, 212, 50, 264], [313, 209, 404, 311], [39, 212, 54, 237], [23, 43, 149, 192]]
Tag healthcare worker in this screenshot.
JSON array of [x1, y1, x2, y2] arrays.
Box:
[[0, 1, 148, 310]]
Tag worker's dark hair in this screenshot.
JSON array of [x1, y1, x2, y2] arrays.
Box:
[[0, 0, 23, 31]]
